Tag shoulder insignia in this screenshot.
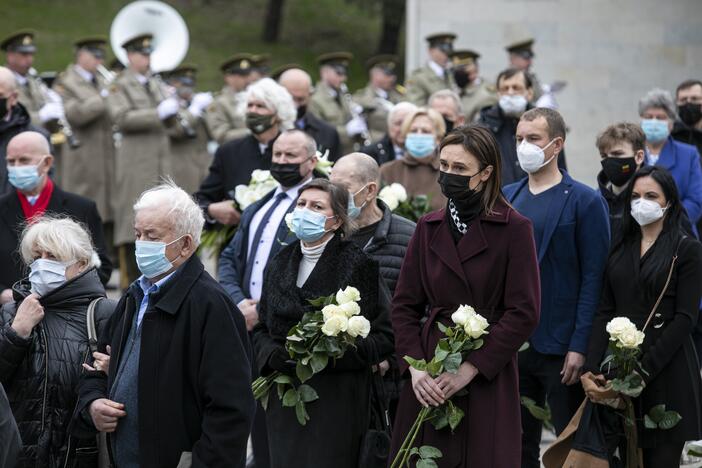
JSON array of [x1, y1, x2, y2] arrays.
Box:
[[395, 84, 406, 95], [109, 84, 120, 93], [486, 84, 496, 92]]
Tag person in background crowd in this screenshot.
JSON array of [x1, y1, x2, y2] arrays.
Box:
[[250, 54, 270, 83], [405, 33, 456, 107], [390, 124, 540, 467], [0, 216, 110, 467], [205, 54, 253, 145], [353, 55, 405, 142], [162, 64, 213, 194], [278, 68, 340, 160], [503, 108, 610, 468], [505, 38, 543, 102], [429, 89, 466, 135], [450, 49, 497, 122], [54, 37, 115, 249], [583, 166, 702, 467], [73, 181, 255, 468], [0, 131, 112, 304], [672, 79, 702, 156], [478, 68, 567, 186], [308, 52, 366, 154], [196, 77, 295, 228], [0, 66, 48, 193], [361, 101, 417, 165], [638, 88, 702, 233], [380, 107, 447, 210], [252, 178, 394, 468], [0, 383, 20, 468]]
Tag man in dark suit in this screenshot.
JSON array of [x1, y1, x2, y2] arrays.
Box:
[[218, 129, 318, 468], [502, 108, 610, 468], [361, 101, 416, 166], [0, 131, 112, 304], [278, 68, 341, 161]]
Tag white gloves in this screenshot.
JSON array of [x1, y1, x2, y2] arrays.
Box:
[[100, 88, 110, 98], [38, 102, 64, 123], [345, 116, 368, 137], [157, 97, 179, 120], [188, 92, 213, 118]]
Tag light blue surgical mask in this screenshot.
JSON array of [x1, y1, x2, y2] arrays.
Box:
[[347, 184, 368, 219], [405, 133, 436, 158], [8, 163, 42, 191], [291, 208, 335, 242], [641, 119, 670, 143], [134, 235, 184, 279], [29, 258, 71, 297]]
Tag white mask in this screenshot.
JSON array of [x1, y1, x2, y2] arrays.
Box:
[[28, 258, 71, 297], [631, 198, 667, 226], [499, 95, 528, 116], [517, 139, 557, 174]]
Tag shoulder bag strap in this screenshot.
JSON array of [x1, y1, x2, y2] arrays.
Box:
[[86, 297, 104, 354], [642, 236, 687, 332]]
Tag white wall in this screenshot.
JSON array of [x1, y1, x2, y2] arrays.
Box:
[[406, 0, 702, 186]]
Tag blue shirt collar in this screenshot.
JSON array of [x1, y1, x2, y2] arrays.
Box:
[[138, 270, 177, 295]]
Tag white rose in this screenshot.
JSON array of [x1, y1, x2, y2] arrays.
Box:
[[336, 286, 361, 305], [254, 180, 278, 198], [339, 301, 361, 317], [463, 312, 489, 339], [390, 183, 408, 203], [451, 305, 475, 326], [234, 184, 249, 207], [322, 304, 345, 322], [285, 213, 293, 230], [606, 317, 636, 341], [321, 314, 348, 337], [347, 316, 371, 338], [251, 169, 271, 184], [239, 190, 259, 210], [617, 328, 645, 349], [379, 187, 399, 211]]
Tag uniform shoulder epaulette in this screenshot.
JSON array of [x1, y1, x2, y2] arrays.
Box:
[[395, 84, 406, 95]]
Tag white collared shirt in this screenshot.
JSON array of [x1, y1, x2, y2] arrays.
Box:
[[258, 143, 268, 155], [246, 180, 306, 301], [74, 65, 94, 83], [427, 60, 446, 79], [135, 73, 148, 85], [393, 145, 404, 160], [375, 88, 389, 100], [13, 71, 27, 87]]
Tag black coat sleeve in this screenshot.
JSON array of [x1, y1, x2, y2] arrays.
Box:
[[195, 145, 228, 217], [251, 269, 284, 376], [84, 201, 113, 286], [584, 266, 617, 374], [0, 303, 33, 384], [0, 382, 21, 468]]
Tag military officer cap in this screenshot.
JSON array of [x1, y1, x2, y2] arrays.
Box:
[[425, 32, 456, 54], [251, 54, 271, 74], [74, 36, 107, 59], [271, 63, 302, 81], [121, 33, 154, 54], [220, 53, 255, 75], [506, 38, 535, 59], [162, 63, 198, 86], [366, 54, 399, 75], [451, 49, 480, 68], [317, 52, 353, 75], [1, 30, 37, 54]]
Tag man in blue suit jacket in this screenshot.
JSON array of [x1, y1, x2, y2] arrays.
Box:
[[503, 108, 610, 468], [218, 129, 318, 468]]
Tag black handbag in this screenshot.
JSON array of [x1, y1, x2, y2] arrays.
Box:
[[358, 341, 392, 468]]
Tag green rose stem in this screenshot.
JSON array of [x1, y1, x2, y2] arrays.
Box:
[[390, 406, 432, 468], [252, 371, 280, 399]]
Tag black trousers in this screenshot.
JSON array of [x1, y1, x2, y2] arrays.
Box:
[[519, 346, 584, 468]]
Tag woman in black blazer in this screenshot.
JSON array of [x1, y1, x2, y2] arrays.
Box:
[[584, 166, 702, 467]]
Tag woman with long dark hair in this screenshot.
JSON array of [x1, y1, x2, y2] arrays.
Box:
[[583, 165, 702, 466]]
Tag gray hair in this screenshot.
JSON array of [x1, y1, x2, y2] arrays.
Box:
[[387, 101, 418, 127], [429, 89, 464, 115], [0, 66, 17, 93], [241, 77, 297, 130], [638, 88, 678, 120], [133, 179, 205, 246], [280, 129, 317, 157], [20, 216, 101, 268]]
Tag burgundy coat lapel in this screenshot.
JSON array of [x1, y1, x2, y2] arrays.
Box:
[[429, 214, 472, 293]]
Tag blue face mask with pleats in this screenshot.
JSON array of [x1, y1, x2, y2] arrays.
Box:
[[347, 185, 368, 219], [8, 164, 41, 191], [134, 236, 184, 278], [405, 133, 436, 158], [290, 208, 335, 242]]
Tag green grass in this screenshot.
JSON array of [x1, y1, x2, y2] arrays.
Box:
[[0, 0, 396, 91]]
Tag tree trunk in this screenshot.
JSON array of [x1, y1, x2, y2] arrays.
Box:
[[262, 0, 286, 43], [377, 0, 405, 54]]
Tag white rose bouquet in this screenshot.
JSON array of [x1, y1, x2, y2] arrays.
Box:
[[251, 286, 371, 425], [378, 183, 431, 222], [390, 305, 489, 468]]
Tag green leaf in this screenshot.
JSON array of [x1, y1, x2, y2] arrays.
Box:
[[659, 411, 682, 430], [286, 335, 303, 342], [323, 337, 342, 354], [310, 353, 329, 374], [518, 342, 530, 352], [437, 322, 447, 333], [307, 294, 333, 308], [648, 404, 666, 422], [296, 362, 313, 383], [298, 384, 319, 403], [644, 415, 657, 429], [447, 404, 464, 432], [260, 391, 269, 410], [408, 447, 419, 456], [418, 445, 443, 459], [273, 374, 292, 384], [416, 459, 438, 468], [295, 401, 309, 426], [404, 356, 427, 371], [471, 338, 484, 350], [434, 347, 449, 362], [276, 383, 286, 399], [520, 397, 552, 424], [426, 359, 443, 377], [444, 352, 462, 374], [431, 411, 449, 430], [282, 388, 299, 407]]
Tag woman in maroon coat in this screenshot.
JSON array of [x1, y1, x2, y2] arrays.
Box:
[[390, 125, 541, 467]]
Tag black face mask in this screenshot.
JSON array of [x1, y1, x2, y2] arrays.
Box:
[[296, 105, 307, 121], [246, 112, 276, 135], [438, 170, 484, 215], [678, 103, 702, 127], [453, 69, 470, 89], [600, 157, 637, 188], [270, 162, 305, 187], [0, 98, 8, 120], [443, 116, 455, 134]]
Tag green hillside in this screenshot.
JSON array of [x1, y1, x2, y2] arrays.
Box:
[[0, 0, 402, 91]]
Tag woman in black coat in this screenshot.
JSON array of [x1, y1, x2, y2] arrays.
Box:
[[0, 217, 112, 468], [252, 179, 394, 468], [584, 166, 702, 467]]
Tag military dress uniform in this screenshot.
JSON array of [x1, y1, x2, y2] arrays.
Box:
[[353, 55, 404, 142], [506, 38, 543, 101], [450, 50, 497, 122], [1, 31, 46, 126], [205, 54, 253, 145], [404, 33, 456, 106], [54, 37, 115, 222]]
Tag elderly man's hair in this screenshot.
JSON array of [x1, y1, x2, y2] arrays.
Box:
[[240, 77, 297, 130], [9, 131, 51, 156], [0, 66, 17, 93], [279, 129, 318, 157], [521, 107, 567, 141], [387, 101, 418, 127], [20, 215, 101, 268], [429, 89, 464, 115], [133, 179, 205, 246], [336, 153, 379, 185], [639, 88, 678, 120]]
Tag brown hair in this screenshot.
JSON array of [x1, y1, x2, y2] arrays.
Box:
[[496, 68, 532, 89], [520, 107, 567, 141], [439, 124, 506, 214], [299, 178, 356, 237], [675, 79, 702, 99], [595, 122, 646, 155]]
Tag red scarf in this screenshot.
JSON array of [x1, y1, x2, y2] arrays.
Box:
[[18, 178, 54, 223]]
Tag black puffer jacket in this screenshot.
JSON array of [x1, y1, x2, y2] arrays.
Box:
[[0, 268, 109, 468], [362, 200, 416, 296]]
